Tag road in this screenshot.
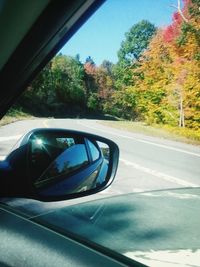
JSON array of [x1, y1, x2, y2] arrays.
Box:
[[0, 118, 200, 213]]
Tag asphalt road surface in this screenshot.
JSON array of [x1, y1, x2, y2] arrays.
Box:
[[0, 118, 200, 213]]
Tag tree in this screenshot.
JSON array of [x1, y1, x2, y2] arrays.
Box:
[[118, 20, 156, 66], [84, 56, 97, 103], [112, 62, 134, 88], [19, 62, 54, 115], [101, 60, 113, 75], [85, 56, 95, 65], [87, 93, 100, 111], [51, 55, 85, 105], [113, 20, 156, 89], [162, 0, 200, 128], [84, 59, 115, 113], [119, 0, 200, 129]]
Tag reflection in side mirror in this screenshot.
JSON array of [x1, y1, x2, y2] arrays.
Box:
[[0, 128, 119, 201]]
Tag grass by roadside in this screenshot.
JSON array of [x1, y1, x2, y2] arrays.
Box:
[[0, 109, 33, 127], [100, 120, 200, 146]]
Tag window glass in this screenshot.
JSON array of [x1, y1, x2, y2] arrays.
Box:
[[97, 141, 110, 160], [1, 1, 200, 266], [36, 143, 89, 187], [87, 140, 100, 162], [30, 134, 89, 185]]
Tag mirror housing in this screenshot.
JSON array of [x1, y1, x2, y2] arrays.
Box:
[[0, 129, 119, 201]]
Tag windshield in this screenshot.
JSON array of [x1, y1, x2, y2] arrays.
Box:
[[0, 0, 200, 266]]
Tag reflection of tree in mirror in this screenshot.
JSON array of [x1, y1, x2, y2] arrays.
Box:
[[58, 161, 89, 176], [36, 156, 89, 188], [101, 147, 110, 160], [96, 141, 110, 160], [56, 137, 75, 150]]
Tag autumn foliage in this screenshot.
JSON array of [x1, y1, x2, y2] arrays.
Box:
[[16, 0, 199, 135], [112, 0, 200, 130]]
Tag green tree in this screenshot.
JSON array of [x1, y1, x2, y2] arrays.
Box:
[[87, 93, 100, 111], [113, 20, 156, 89], [18, 62, 54, 114], [101, 60, 113, 75], [51, 55, 86, 105], [118, 20, 156, 65]]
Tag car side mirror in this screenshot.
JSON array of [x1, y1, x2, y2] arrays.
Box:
[[0, 129, 119, 201]]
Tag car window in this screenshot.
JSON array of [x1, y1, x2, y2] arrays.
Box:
[[38, 144, 88, 180], [1, 0, 200, 266], [87, 139, 100, 162], [30, 136, 89, 186]]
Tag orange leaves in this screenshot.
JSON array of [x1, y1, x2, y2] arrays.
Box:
[[124, 0, 200, 128], [84, 62, 96, 76]]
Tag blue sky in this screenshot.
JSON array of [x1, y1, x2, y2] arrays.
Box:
[[60, 0, 177, 65]]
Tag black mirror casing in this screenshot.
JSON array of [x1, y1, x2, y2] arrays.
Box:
[[0, 129, 119, 201]]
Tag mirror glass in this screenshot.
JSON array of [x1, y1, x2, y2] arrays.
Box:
[[29, 131, 111, 197]]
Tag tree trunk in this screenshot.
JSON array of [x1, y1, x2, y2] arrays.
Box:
[[179, 92, 185, 127]]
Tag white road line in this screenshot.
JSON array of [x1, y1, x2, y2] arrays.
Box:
[[77, 121, 200, 158], [0, 135, 22, 142], [120, 158, 199, 187], [43, 119, 49, 128]]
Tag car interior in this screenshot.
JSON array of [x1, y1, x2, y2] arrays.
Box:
[[1, 1, 199, 266]]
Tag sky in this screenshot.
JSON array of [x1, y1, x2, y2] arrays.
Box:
[[60, 0, 178, 65]]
